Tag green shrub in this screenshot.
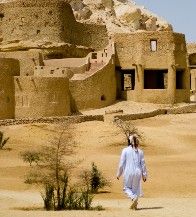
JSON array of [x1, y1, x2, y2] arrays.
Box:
[[80, 162, 111, 194], [22, 123, 96, 211], [20, 151, 40, 166]]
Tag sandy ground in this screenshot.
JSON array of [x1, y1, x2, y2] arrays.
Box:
[[0, 113, 196, 217]]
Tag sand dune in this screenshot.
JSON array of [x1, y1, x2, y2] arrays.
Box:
[[0, 113, 196, 216]]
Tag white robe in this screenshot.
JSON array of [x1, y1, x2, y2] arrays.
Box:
[[117, 146, 147, 200]]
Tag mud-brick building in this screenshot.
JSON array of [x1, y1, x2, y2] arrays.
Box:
[[115, 31, 190, 104], [0, 0, 191, 120], [187, 43, 196, 101]]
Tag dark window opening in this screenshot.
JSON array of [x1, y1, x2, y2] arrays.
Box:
[[144, 69, 168, 89], [101, 95, 106, 101], [150, 39, 157, 52], [92, 53, 97, 59], [50, 70, 54, 74], [121, 70, 135, 91], [176, 69, 185, 89], [37, 30, 40, 34], [0, 13, 4, 21]]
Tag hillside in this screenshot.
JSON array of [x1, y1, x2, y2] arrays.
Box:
[[68, 0, 173, 34]]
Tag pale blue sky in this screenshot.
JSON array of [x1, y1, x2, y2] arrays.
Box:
[[134, 0, 196, 43]]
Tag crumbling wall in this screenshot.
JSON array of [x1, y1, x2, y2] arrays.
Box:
[[70, 58, 116, 110], [0, 75, 15, 119], [0, 3, 3, 42], [73, 22, 109, 50], [2, 0, 75, 43], [14, 76, 70, 118], [173, 33, 188, 67], [0, 50, 41, 76], [187, 43, 196, 55], [0, 58, 20, 76], [41, 46, 92, 59], [34, 66, 74, 77], [115, 31, 177, 68]]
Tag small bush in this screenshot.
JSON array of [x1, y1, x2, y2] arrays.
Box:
[[81, 162, 111, 194], [0, 131, 9, 150], [20, 151, 40, 166], [113, 117, 144, 145]]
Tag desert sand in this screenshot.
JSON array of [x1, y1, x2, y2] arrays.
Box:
[[0, 112, 196, 217]]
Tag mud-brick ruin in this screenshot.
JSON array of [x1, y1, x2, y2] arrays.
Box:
[[187, 43, 196, 101], [0, 0, 191, 119]]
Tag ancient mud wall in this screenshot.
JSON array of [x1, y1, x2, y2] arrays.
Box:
[[0, 50, 41, 76], [41, 46, 92, 59], [70, 58, 116, 110], [191, 69, 196, 90], [0, 58, 20, 76], [14, 76, 70, 118], [187, 43, 196, 101], [115, 31, 180, 68], [0, 75, 15, 119], [1, 0, 75, 43], [34, 66, 75, 77], [1, 0, 108, 51], [73, 22, 109, 51], [114, 31, 189, 104], [0, 4, 3, 42], [187, 43, 196, 55]]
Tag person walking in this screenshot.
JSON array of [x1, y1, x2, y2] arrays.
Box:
[[117, 134, 147, 210]]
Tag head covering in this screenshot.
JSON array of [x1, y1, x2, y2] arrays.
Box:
[[129, 135, 135, 146]]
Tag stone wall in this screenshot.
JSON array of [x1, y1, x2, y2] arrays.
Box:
[[14, 76, 70, 118], [70, 57, 116, 110], [167, 104, 196, 114], [0, 75, 15, 119], [1, 0, 75, 43], [0, 114, 104, 126], [114, 109, 167, 121]]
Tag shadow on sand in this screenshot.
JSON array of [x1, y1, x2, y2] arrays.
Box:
[[137, 206, 163, 211]]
